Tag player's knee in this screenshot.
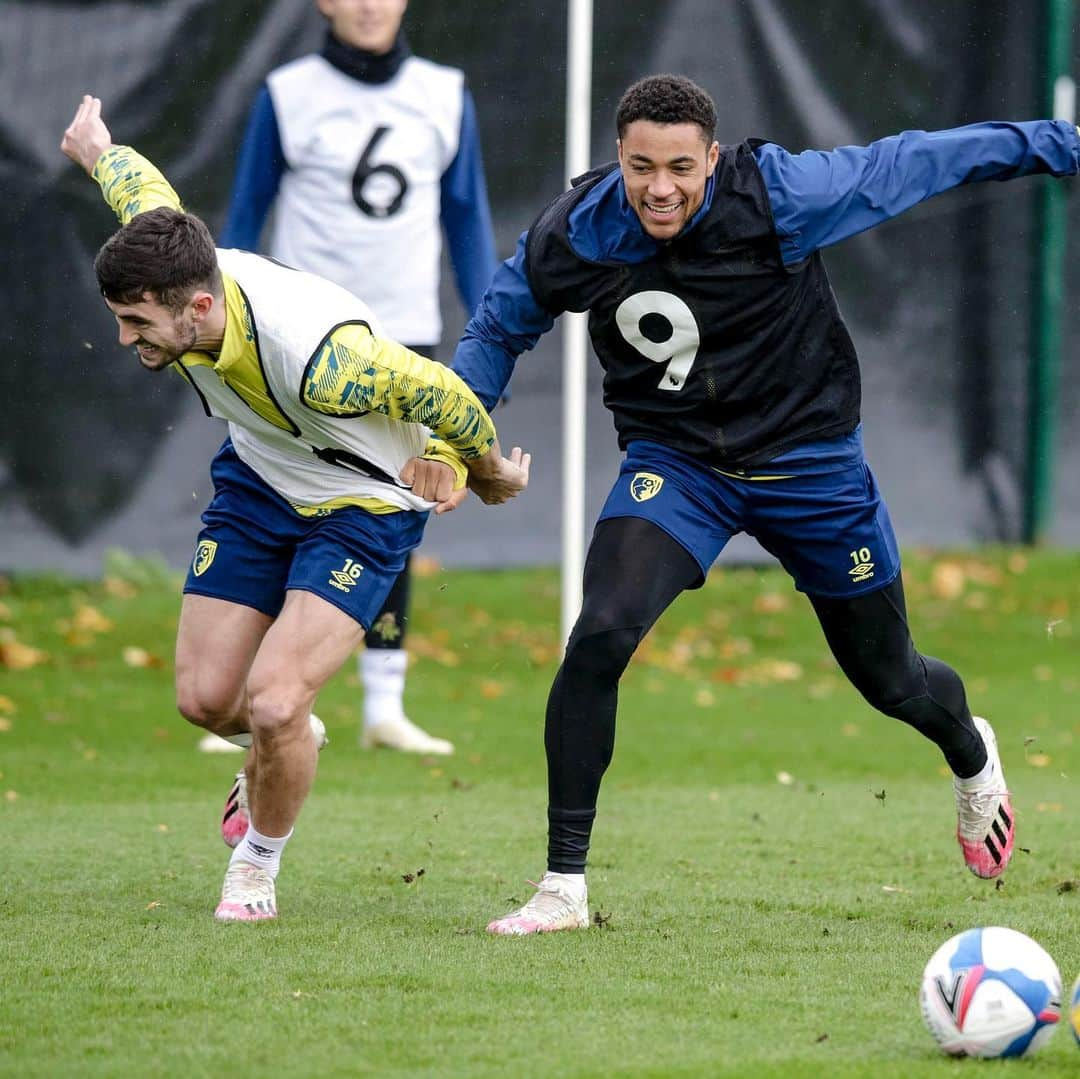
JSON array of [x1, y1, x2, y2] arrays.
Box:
[[852, 663, 925, 716], [564, 625, 642, 683], [175, 678, 242, 732], [247, 684, 311, 738]]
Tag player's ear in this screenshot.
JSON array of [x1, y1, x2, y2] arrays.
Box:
[[705, 140, 720, 176], [190, 291, 215, 322]]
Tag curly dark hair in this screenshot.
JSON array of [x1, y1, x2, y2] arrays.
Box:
[[615, 74, 717, 142], [94, 207, 222, 313]]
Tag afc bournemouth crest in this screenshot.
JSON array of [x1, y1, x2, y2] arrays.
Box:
[[192, 539, 218, 577], [630, 472, 664, 503]]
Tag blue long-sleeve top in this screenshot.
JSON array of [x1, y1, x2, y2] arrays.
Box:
[[454, 120, 1080, 410], [220, 83, 497, 316]]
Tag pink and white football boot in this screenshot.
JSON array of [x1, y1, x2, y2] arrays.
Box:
[[214, 861, 277, 922], [487, 872, 590, 936], [955, 716, 1015, 878]]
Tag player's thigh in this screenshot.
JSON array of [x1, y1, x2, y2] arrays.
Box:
[[595, 442, 737, 597], [245, 506, 425, 722], [247, 590, 367, 716], [579, 516, 704, 634], [752, 460, 901, 599], [175, 594, 274, 717]]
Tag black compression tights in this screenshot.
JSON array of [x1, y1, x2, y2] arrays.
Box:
[[545, 518, 985, 873], [366, 554, 412, 650]]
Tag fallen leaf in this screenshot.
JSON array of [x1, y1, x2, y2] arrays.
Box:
[[840, 723, 860, 737], [4, 791, 17, 803], [73, 605, 114, 634], [122, 646, 166, 669], [930, 562, 965, 600], [0, 696, 15, 714], [882, 885, 909, 893], [1027, 753, 1051, 768], [102, 576, 138, 600], [0, 718, 11, 733], [753, 593, 789, 614], [1035, 802, 1063, 812], [694, 688, 715, 707], [479, 680, 506, 700], [0, 639, 48, 670], [146, 901, 161, 910]]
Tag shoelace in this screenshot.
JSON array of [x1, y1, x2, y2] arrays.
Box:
[[221, 862, 272, 902], [956, 785, 1009, 836], [516, 879, 579, 919]]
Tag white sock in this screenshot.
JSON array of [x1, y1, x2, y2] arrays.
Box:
[[361, 648, 408, 731], [955, 754, 994, 790], [230, 824, 292, 879], [545, 871, 587, 900]]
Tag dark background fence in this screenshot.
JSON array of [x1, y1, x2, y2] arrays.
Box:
[[3, 1, 1079, 572]]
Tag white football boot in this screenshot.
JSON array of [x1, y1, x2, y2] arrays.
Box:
[[487, 873, 590, 935], [361, 715, 454, 756]]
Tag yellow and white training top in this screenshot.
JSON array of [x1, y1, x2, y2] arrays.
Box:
[[92, 146, 496, 516]]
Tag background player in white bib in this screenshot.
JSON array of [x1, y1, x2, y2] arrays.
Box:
[[61, 95, 526, 922], [222, 0, 498, 757]]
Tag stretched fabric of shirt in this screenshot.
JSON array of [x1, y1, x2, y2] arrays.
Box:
[[94, 147, 495, 516], [453, 120, 1080, 425], [221, 56, 497, 344]]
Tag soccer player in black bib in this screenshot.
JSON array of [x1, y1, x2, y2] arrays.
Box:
[[452, 74, 1080, 934]]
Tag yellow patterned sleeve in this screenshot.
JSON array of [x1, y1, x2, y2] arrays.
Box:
[[421, 436, 469, 488], [302, 323, 497, 460], [91, 146, 183, 224]]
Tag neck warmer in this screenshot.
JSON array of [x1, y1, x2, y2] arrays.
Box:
[[320, 27, 411, 84]]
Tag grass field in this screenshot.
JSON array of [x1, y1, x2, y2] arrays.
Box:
[[2, 548, 1080, 1077]]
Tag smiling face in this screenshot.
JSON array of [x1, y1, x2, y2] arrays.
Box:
[[617, 120, 720, 241], [104, 292, 203, 371], [316, 0, 407, 53]]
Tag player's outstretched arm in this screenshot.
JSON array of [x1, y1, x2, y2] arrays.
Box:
[[61, 95, 114, 175], [465, 442, 531, 505]]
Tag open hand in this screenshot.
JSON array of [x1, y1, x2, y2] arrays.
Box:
[[61, 95, 113, 174], [466, 444, 531, 505]]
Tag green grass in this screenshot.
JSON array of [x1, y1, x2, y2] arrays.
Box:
[[2, 549, 1080, 1077]]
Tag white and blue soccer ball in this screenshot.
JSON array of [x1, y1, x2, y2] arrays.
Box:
[[919, 926, 1061, 1058], [1070, 972, 1080, 1046]]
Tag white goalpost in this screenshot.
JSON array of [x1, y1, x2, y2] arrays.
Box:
[[560, 0, 594, 646]]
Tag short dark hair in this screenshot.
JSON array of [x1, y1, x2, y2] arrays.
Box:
[[94, 207, 222, 313], [615, 74, 717, 143]]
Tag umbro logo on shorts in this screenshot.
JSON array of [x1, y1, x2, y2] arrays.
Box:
[[329, 557, 364, 593]]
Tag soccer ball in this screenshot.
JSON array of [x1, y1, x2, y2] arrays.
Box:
[[1070, 973, 1080, 1045], [919, 926, 1061, 1058]]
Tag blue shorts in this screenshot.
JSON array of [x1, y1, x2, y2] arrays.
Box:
[[183, 440, 427, 628], [597, 430, 901, 598]]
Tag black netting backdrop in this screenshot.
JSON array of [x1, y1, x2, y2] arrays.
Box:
[[2, 1, 1079, 571]]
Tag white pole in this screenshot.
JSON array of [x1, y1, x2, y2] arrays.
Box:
[[561, 0, 593, 647]]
